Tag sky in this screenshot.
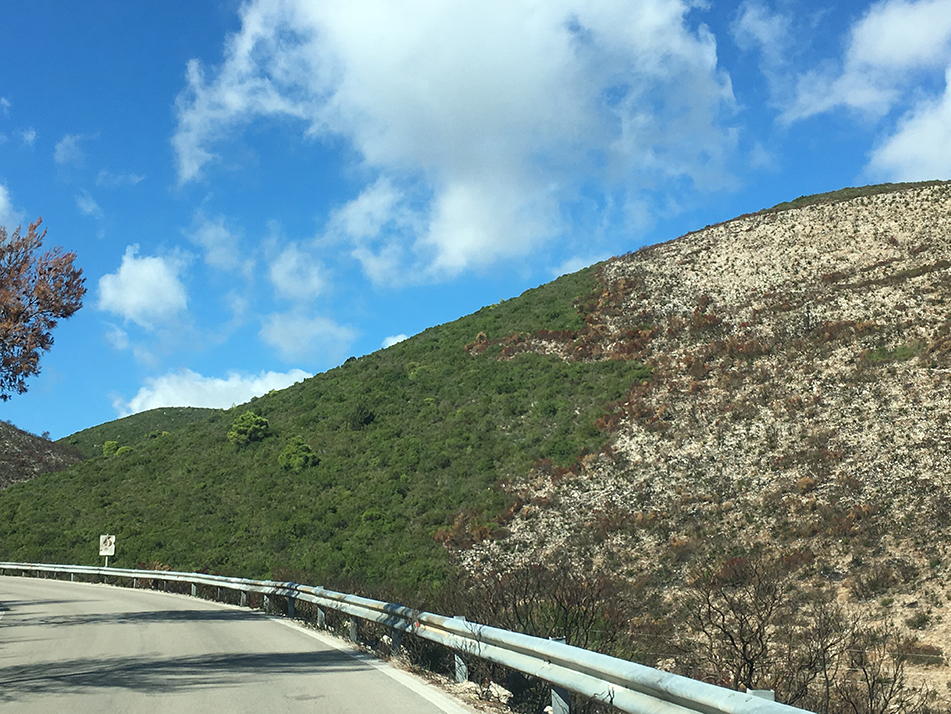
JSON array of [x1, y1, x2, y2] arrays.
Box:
[[1, 0, 950, 439]]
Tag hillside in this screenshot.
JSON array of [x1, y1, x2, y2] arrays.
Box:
[[62, 406, 220, 459], [458, 180, 951, 710], [467, 180, 951, 568], [0, 421, 82, 490], [0, 265, 650, 590], [3, 180, 951, 711]]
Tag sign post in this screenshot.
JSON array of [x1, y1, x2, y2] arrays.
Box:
[[99, 534, 116, 567]]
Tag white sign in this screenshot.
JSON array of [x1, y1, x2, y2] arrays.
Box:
[[99, 534, 116, 557]]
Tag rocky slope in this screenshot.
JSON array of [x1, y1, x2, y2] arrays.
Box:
[[462, 182, 951, 704]]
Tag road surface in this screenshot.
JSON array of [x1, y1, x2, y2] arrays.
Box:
[[0, 575, 477, 713]]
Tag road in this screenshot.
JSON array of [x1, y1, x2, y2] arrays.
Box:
[[0, 575, 477, 713]]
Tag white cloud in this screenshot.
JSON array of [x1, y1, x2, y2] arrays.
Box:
[[20, 128, 36, 147], [76, 191, 104, 219], [186, 212, 254, 276], [748, 141, 776, 171], [551, 253, 610, 278], [104, 324, 130, 351], [96, 170, 146, 187], [269, 242, 327, 300], [97, 245, 189, 329], [0, 183, 25, 229], [260, 309, 356, 361], [115, 367, 310, 415], [868, 68, 951, 180], [382, 334, 408, 348], [174, 0, 736, 280], [0, 97, 10, 114], [731, 1, 791, 68], [54, 133, 89, 165], [787, 0, 951, 121], [325, 177, 421, 285]]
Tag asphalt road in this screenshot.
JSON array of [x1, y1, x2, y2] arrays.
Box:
[[0, 575, 477, 713]]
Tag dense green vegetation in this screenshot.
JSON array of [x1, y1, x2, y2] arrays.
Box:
[[0, 265, 649, 593], [65, 407, 219, 459]]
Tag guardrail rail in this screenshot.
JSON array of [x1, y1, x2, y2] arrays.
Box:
[[0, 561, 811, 714]]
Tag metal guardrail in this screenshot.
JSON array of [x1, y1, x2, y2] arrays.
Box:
[[0, 561, 810, 714]]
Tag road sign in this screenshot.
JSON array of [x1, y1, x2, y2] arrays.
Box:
[[99, 534, 116, 557]]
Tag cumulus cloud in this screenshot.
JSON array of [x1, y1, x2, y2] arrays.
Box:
[[104, 324, 130, 351], [0, 183, 25, 229], [732, 1, 792, 69], [97, 245, 189, 329], [260, 309, 356, 361], [868, 68, 951, 179], [186, 212, 254, 276], [382, 334, 408, 348], [730, 0, 798, 106], [54, 133, 91, 165], [269, 242, 327, 300], [20, 128, 36, 147], [0, 97, 9, 114], [780, 0, 951, 180], [787, 0, 951, 121], [76, 190, 104, 219], [174, 0, 736, 280], [115, 367, 310, 415]]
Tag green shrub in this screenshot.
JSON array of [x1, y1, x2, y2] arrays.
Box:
[[102, 441, 119, 457], [227, 411, 271, 446], [115, 446, 133, 457], [348, 404, 375, 430], [278, 436, 318, 472]]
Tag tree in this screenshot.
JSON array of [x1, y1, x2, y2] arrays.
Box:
[[0, 218, 86, 400], [278, 436, 318, 472], [228, 410, 271, 446]]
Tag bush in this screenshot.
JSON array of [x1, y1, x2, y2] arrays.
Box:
[[278, 436, 318, 472], [347, 403, 375, 430], [102, 441, 119, 457], [115, 446, 133, 457], [227, 411, 271, 446]]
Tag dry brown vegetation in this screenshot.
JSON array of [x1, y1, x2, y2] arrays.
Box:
[[457, 182, 951, 711], [0, 420, 82, 491]]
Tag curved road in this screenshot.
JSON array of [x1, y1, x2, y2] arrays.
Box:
[[0, 575, 477, 713]]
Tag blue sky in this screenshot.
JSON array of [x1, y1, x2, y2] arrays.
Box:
[[2, 0, 950, 439]]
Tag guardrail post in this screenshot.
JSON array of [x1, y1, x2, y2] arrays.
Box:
[[163, 579, 168, 592], [390, 627, 403, 655], [133, 578, 138, 589], [349, 618, 358, 643], [70, 573, 75, 582], [454, 616, 468, 683], [550, 637, 570, 714], [264, 594, 271, 612], [317, 606, 326, 629], [288, 595, 295, 618], [191, 584, 197, 597], [216, 587, 221, 601], [241, 591, 248, 607]]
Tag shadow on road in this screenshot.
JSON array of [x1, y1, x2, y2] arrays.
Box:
[[0, 649, 366, 702], [13, 607, 270, 628]]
